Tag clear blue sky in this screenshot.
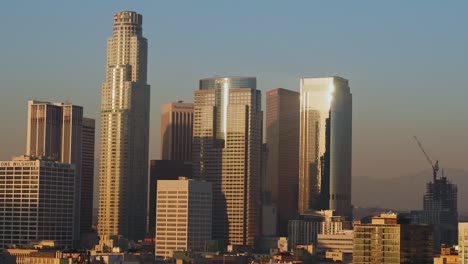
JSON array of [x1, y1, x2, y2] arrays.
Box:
[[1, 1, 467, 179]]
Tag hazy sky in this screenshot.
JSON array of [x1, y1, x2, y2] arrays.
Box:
[[1, 1, 467, 179]]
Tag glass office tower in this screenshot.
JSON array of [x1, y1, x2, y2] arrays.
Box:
[[299, 77, 352, 219], [193, 77, 262, 247]]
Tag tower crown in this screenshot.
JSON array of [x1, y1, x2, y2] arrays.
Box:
[[113, 11, 142, 25]]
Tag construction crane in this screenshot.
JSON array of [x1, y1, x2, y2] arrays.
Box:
[[413, 136, 439, 181]]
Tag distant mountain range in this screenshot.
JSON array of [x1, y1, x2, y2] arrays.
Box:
[[352, 168, 468, 213]]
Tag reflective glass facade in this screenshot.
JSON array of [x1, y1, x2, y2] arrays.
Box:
[[193, 77, 262, 246], [299, 77, 352, 219]]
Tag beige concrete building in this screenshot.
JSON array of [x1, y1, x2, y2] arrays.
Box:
[[299, 77, 352, 219], [26, 100, 84, 244], [265, 88, 299, 236], [193, 77, 262, 247], [0, 156, 75, 249], [155, 178, 212, 259], [317, 230, 353, 254], [459, 223, 468, 264], [317, 230, 353, 263], [160, 102, 194, 161], [6, 248, 86, 264], [98, 11, 150, 241], [5, 249, 38, 264], [433, 247, 458, 264], [353, 213, 433, 264]]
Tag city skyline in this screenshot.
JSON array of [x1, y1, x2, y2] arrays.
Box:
[[1, 2, 467, 182], [0, 2, 466, 261]]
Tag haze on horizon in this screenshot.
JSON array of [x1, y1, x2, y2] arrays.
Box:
[[1, 1, 467, 180]]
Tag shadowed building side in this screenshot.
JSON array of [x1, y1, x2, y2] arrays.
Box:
[[266, 88, 300, 236], [160, 102, 193, 161]]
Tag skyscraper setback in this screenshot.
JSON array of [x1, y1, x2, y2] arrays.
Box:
[[299, 77, 352, 219], [98, 11, 150, 241], [193, 77, 262, 247], [160, 102, 193, 161], [266, 88, 300, 236]]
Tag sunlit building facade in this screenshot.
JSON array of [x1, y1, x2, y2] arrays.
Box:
[[298, 77, 352, 219], [155, 178, 212, 258], [353, 213, 433, 264], [460, 223, 468, 264], [26, 100, 83, 245], [98, 11, 150, 240], [148, 160, 192, 236], [0, 156, 75, 249], [193, 77, 262, 247]]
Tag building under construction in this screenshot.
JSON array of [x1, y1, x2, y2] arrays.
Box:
[[422, 172, 458, 249], [414, 136, 458, 250]]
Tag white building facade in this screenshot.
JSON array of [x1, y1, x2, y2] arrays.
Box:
[[0, 156, 75, 249]]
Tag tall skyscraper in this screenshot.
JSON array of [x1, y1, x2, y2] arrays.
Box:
[[298, 77, 352, 219], [266, 88, 299, 235], [193, 77, 262, 247], [26, 100, 83, 245], [0, 156, 76, 249], [81, 118, 95, 235], [160, 102, 194, 161], [98, 11, 150, 241], [155, 178, 212, 259]]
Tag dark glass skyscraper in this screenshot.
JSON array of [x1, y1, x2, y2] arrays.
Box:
[[298, 77, 352, 219]]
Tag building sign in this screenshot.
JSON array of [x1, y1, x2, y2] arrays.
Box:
[[0, 161, 37, 167]]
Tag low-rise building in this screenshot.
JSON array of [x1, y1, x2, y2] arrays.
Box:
[[288, 210, 345, 249], [316, 230, 353, 263], [434, 246, 458, 264], [353, 212, 433, 264]]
